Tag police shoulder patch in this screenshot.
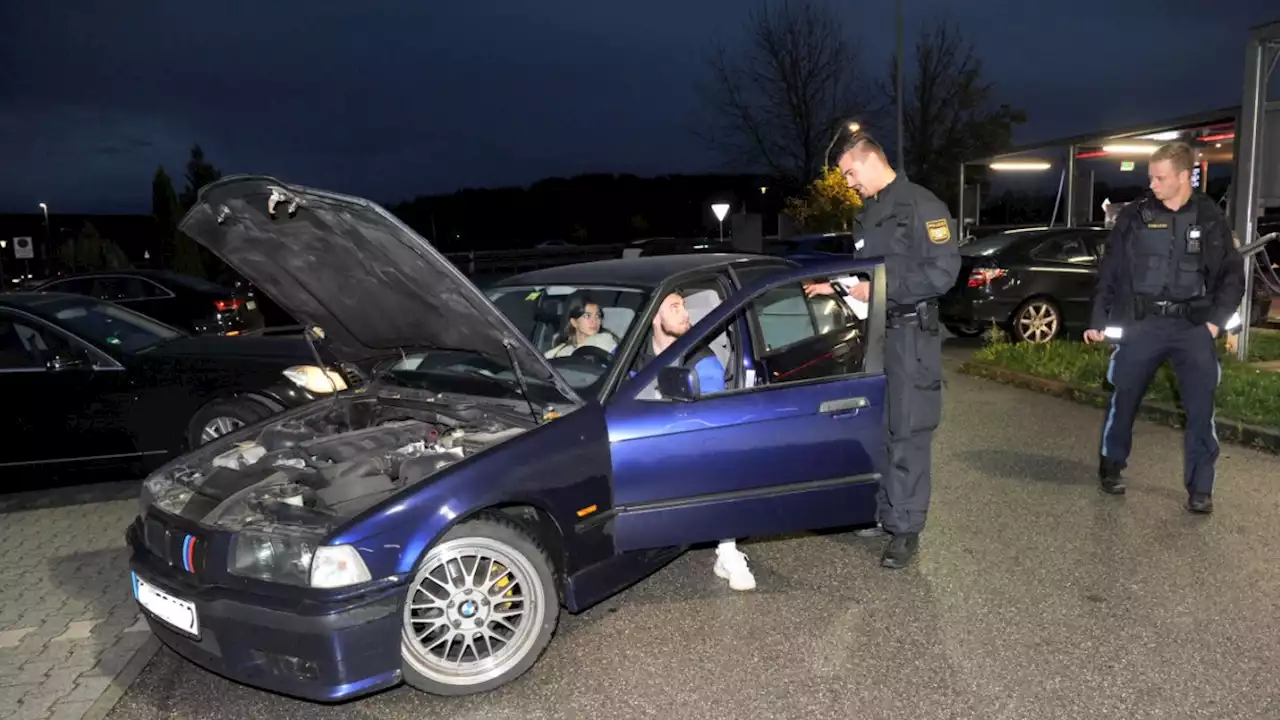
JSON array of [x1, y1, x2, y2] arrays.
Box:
[[925, 218, 951, 244]]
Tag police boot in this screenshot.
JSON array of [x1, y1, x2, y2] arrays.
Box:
[[1098, 457, 1126, 495], [1186, 493, 1213, 514], [880, 533, 919, 570]]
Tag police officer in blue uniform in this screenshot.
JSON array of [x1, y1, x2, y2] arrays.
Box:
[[805, 131, 960, 568], [1084, 141, 1245, 513]]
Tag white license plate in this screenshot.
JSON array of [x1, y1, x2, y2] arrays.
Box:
[[133, 572, 200, 636], [245, 300, 257, 310]]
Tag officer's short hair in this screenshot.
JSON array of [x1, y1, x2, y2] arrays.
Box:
[[1151, 141, 1195, 175], [836, 131, 888, 165]]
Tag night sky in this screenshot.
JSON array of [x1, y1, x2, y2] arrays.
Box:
[[1, 0, 1276, 213]]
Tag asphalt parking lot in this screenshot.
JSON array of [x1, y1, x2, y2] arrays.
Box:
[[101, 349, 1280, 720]]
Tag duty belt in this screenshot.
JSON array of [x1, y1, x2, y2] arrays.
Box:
[[887, 300, 939, 330], [1147, 300, 1190, 317]]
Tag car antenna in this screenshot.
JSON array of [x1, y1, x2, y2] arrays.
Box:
[[502, 336, 541, 424]]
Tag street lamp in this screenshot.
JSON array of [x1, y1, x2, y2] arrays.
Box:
[[37, 203, 51, 276], [711, 203, 731, 242], [823, 122, 863, 169]]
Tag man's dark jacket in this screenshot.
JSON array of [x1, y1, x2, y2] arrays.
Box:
[[1090, 191, 1245, 331]]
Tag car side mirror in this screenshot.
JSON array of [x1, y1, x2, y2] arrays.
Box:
[[657, 366, 699, 402], [46, 348, 91, 372]]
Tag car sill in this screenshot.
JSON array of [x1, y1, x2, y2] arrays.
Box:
[[577, 472, 880, 534]]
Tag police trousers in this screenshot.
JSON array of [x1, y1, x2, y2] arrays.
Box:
[[879, 319, 943, 534], [1100, 316, 1221, 495]]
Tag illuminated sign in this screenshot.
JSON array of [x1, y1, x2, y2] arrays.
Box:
[[1120, 161, 1135, 171]]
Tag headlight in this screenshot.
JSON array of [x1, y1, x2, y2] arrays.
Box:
[[230, 531, 316, 586], [283, 365, 348, 394], [229, 532, 371, 589], [137, 481, 155, 520]]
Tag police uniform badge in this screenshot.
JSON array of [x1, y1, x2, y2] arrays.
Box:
[[1186, 225, 1202, 253], [925, 219, 951, 244]]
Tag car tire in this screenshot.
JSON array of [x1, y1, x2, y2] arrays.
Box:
[[1010, 297, 1062, 344], [400, 514, 560, 696], [186, 397, 277, 448], [944, 322, 985, 338]]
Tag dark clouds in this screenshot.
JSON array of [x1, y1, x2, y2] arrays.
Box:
[[0, 0, 1276, 212]]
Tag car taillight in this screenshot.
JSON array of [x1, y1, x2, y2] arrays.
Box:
[[967, 268, 1007, 288], [214, 298, 242, 312]]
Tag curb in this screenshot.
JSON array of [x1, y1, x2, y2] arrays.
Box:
[[958, 361, 1280, 455], [82, 636, 162, 720]]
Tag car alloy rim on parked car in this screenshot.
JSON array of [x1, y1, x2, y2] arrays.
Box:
[[401, 536, 544, 686], [200, 416, 244, 443], [1016, 301, 1059, 343]]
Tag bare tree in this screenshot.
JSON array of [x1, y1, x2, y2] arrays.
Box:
[[699, 0, 873, 183], [883, 16, 1027, 212]]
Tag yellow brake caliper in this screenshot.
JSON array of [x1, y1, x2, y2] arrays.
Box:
[[491, 562, 517, 612]]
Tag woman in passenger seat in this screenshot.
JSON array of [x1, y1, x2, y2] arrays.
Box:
[[544, 298, 619, 358]]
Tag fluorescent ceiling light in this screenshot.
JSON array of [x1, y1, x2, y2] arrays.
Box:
[[989, 161, 1051, 171], [1102, 144, 1159, 154]]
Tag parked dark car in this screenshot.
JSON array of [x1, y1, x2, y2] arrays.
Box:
[[939, 226, 1273, 343], [128, 176, 885, 701], [766, 232, 855, 264], [35, 269, 266, 336], [0, 291, 353, 488]]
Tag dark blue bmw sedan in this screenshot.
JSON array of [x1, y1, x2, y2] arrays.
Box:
[[127, 176, 890, 700]]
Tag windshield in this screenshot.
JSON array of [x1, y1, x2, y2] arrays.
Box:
[[485, 284, 650, 393], [34, 295, 183, 352], [378, 350, 570, 408]]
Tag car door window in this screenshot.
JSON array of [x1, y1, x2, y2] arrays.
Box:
[[753, 285, 819, 352], [1032, 235, 1095, 265], [0, 314, 72, 370], [634, 279, 864, 401], [41, 278, 96, 295], [125, 278, 171, 299], [92, 276, 166, 301], [626, 277, 737, 399]]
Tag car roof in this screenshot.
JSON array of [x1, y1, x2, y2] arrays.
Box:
[[0, 291, 98, 319], [38, 269, 233, 293], [494, 253, 788, 288]]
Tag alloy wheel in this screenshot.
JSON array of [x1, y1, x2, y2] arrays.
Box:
[[200, 416, 244, 444], [1016, 301, 1059, 343], [401, 536, 545, 686]]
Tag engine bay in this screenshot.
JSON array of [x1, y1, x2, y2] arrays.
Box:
[[149, 396, 527, 530]]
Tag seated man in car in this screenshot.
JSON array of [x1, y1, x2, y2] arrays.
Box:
[[631, 290, 755, 592]]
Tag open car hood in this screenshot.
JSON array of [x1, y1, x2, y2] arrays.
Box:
[[178, 175, 581, 408]]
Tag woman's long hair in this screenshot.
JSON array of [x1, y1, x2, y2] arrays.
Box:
[[555, 296, 618, 347]]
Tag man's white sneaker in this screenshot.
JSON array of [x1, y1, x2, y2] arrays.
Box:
[[714, 546, 756, 591]]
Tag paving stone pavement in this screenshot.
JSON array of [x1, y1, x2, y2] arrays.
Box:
[[0, 496, 157, 720]]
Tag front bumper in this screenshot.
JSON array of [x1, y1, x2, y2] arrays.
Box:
[[126, 520, 405, 702]]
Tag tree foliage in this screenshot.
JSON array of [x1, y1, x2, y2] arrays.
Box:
[[883, 16, 1027, 214], [153, 166, 205, 277], [784, 166, 862, 232], [57, 222, 129, 273], [699, 0, 873, 183], [179, 144, 222, 212]]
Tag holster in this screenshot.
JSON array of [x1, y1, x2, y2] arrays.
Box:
[[918, 300, 940, 334]]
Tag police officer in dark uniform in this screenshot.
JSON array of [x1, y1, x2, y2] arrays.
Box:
[[1085, 141, 1244, 513], [804, 131, 961, 568]]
